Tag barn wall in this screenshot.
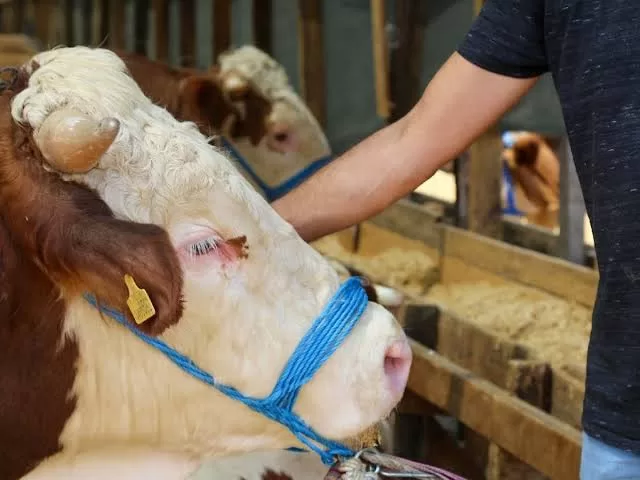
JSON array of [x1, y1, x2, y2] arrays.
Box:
[[266, 0, 566, 153], [17, 0, 566, 154]]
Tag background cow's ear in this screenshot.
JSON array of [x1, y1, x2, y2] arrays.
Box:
[[239, 89, 272, 146], [179, 75, 237, 137], [513, 138, 540, 167]]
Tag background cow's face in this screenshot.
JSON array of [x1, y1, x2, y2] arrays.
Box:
[[216, 46, 331, 193], [13, 47, 409, 457]]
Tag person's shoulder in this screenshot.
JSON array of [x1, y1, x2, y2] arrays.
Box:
[[457, 0, 548, 79]]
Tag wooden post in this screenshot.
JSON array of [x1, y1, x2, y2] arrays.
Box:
[[213, 0, 231, 58], [454, 152, 470, 229], [12, 0, 24, 33], [59, 0, 72, 46], [370, 0, 390, 119], [558, 137, 586, 264], [79, 0, 91, 46], [0, 2, 12, 35], [133, 0, 149, 55], [153, 0, 168, 62], [461, 0, 503, 239], [92, 0, 110, 47], [297, 0, 326, 127], [109, 0, 126, 49], [388, 0, 426, 122], [180, 0, 195, 67], [467, 129, 504, 239], [34, 0, 54, 47], [252, 0, 271, 54]]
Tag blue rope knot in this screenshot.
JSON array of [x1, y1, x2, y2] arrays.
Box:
[[219, 137, 333, 202], [83, 275, 370, 465]]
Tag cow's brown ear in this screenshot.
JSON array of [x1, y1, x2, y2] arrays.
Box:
[[0, 91, 183, 336], [178, 75, 238, 137], [230, 88, 272, 146], [513, 139, 540, 167]]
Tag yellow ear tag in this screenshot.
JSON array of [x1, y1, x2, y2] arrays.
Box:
[[124, 274, 156, 324]]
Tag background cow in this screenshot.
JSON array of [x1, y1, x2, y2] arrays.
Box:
[[116, 45, 331, 203], [0, 46, 411, 479], [500, 130, 560, 229]]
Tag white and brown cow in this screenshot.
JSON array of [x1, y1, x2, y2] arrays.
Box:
[[0, 46, 411, 480], [115, 46, 331, 203]]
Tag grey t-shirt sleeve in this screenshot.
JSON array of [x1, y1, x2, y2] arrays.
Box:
[[457, 0, 548, 78]]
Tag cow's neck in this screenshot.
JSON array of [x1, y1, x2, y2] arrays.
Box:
[[0, 218, 78, 480], [57, 298, 305, 459]]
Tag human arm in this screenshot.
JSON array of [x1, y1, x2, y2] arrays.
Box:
[[272, 0, 549, 243], [272, 52, 538, 242]]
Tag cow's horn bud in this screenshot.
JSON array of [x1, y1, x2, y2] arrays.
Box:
[[222, 72, 249, 98], [34, 108, 120, 173]]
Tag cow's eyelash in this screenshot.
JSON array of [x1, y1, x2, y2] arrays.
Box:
[[188, 237, 220, 257]]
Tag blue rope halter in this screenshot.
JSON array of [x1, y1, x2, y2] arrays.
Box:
[[82, 275, 369, 465], [501, 131, 523, 216], [219, 137, 333, 202]]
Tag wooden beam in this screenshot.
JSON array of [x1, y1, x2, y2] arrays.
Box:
[[404, 305, 543, 388], [408, 340, 582, 480], [370, 0, 390, 119], [441, 225, 598, 309], [408, 191, 598, 268], [297, 0, 326, 127], [213, 0, 231, 58], [370, 198, 444, 249], [252, 0, 271, 54], [403, 303, 551, 479], [179, 0, 195, 67], [558, 137, 586, 264], [466, 129, 504, 239]]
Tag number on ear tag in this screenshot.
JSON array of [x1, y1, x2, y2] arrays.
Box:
[[124, 274, 156, 324]]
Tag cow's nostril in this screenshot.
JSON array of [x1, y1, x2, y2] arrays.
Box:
[[383, 339, 412, 397], [274, 132, 289, 143]]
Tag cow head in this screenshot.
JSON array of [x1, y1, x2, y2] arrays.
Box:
[[115, 46, 331, 202], [3, 47, 410, 467], [214, 46, 331, 199]]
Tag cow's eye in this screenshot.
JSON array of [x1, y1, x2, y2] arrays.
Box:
[[188, 237, 219, 257]]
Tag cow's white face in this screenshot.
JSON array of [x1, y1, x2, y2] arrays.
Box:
[[218, 46, 331, 194], [12, 47, 410, 459]]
